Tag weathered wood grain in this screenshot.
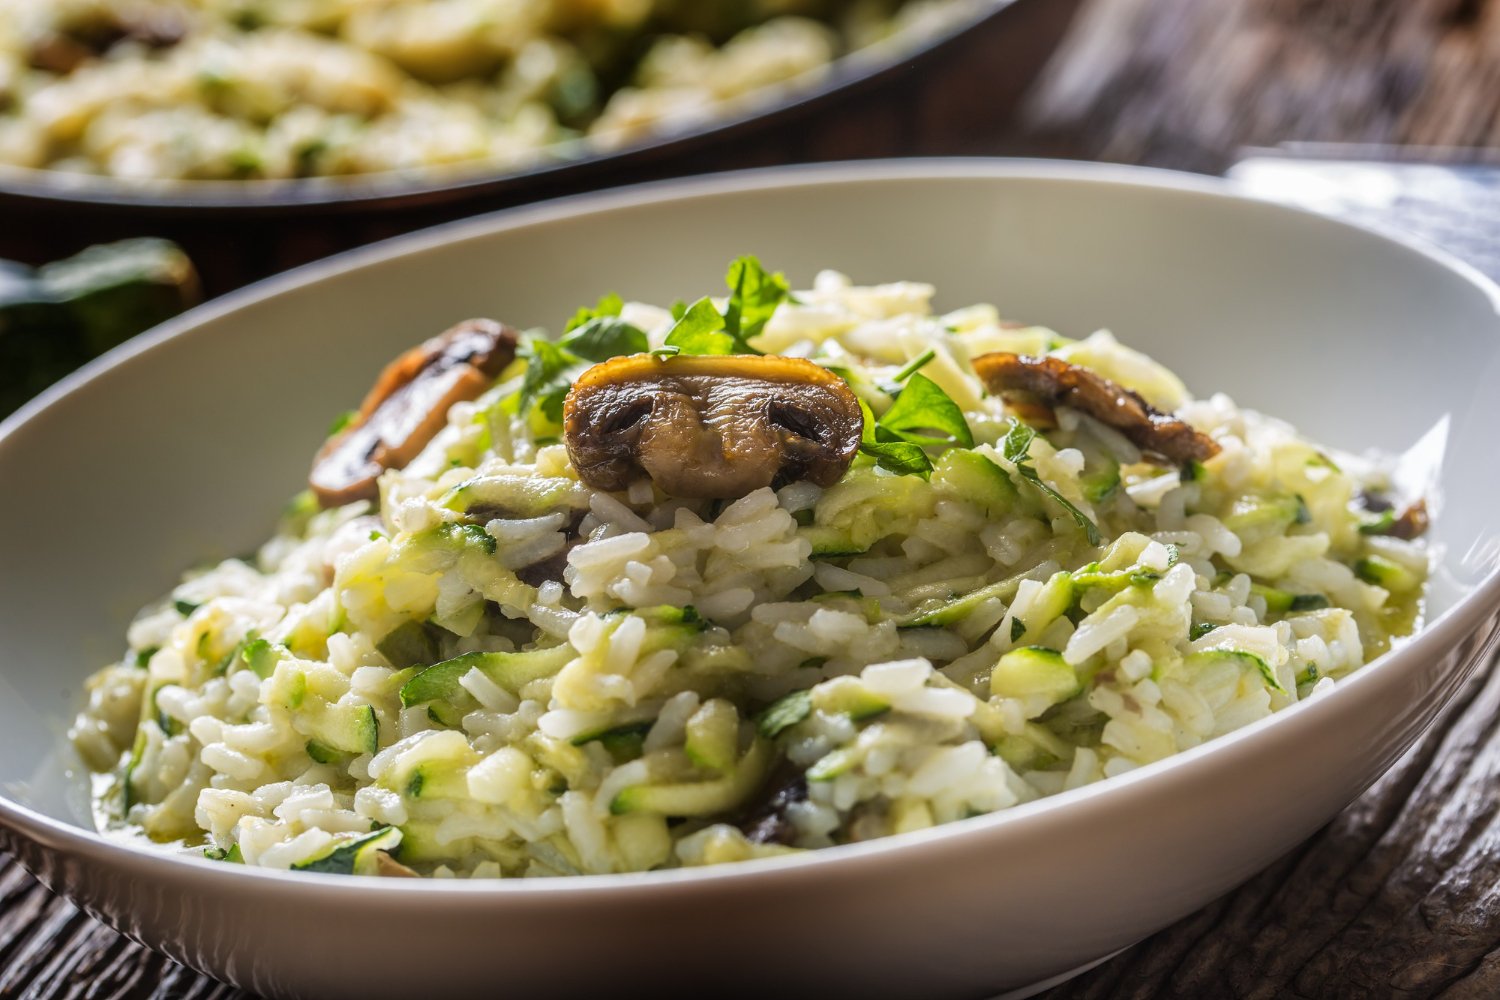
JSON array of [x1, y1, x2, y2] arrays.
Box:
[[9, 0, 1500, 996], [1014, 0, 1500, 171]]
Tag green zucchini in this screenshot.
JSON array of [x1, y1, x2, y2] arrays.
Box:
[[400, 644, 574, 710], [683, 699, 740, 772], [932, 449, 1024, 520], [1223, 494, 1310, 534], [900, 570, 1031, 629], [1355, 555, 1421, 594], [810, 676, 890, 721], [610, 737, 771, 816], [300, 702, 379, 756], [800, 524, 868, 558], [376, 620, 443, 669], [1250, 584, 1331, 616], [36, 238, 200, 357], [989, 647, 1080, 705], [291, 826, 402, 876]]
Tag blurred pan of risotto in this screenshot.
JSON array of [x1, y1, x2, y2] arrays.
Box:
[[72, 258, 1432, 879], [0, 0, 981, 182]]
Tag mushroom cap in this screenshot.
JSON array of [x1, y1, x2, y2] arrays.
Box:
[[310, 318, 518, 508], [563, 353, 863, 499]]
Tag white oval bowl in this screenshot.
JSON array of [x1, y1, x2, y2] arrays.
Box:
[[2, 161, 1498, 1000]]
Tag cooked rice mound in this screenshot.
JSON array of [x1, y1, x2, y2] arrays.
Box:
[[72, 267, 1430, 878], [0, 0, 978, 182]]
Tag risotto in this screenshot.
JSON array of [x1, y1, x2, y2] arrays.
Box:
[[72, 258, 1431, 878], [0, 0, 980, 182]]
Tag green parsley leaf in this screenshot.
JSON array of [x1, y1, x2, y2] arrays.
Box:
[[563, 292, 623, 333], [515, 336, 580, 420], [1001, 420, 1102, 546], [862, 439, 934, 478], [558, 316, 648, 361], [722, 255, 789, 347], [875, 373, 974, 448], [856, 399, 932, 478], [1001, 419, 1037, 465], [663, 297, 733, 355]]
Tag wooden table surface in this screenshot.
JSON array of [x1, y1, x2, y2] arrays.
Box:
[[8, 0, 1500, 996]]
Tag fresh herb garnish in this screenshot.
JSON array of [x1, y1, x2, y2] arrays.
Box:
[[511, 257, 793, 420], [563, 292, 624, 333], [660, 256, 791, 356], [662, 296, 732, 354], [514, 335, 580, 424], [722, 255, 790, 346], [874, 373, 974, 449], [558, 316, 648, 361], [852, 372, 973, 479], [1010, 618, 1027, 642], [857, 399, 933, 478], [1002, 421, 1102, 546]]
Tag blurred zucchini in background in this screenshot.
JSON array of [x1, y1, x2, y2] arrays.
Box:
[[0, 238, 201, 417]]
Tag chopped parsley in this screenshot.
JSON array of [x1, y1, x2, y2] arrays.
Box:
[[1002, 420, 1102, 546]]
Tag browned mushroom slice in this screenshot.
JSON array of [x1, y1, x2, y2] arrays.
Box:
[[1370, 498, 1430, 540], [26, 10, 186, 73], [310, 319, 519, 508], [563, 354, 863, 499], [736, 762, 808, 846], [1388, 499, 1431, 540], [972, 352, 1220, 465]]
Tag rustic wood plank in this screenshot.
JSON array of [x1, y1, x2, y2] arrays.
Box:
[[1014, 0, 1500, 171]]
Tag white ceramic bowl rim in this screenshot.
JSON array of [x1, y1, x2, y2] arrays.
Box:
[[5, 159, 1499, 900]]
